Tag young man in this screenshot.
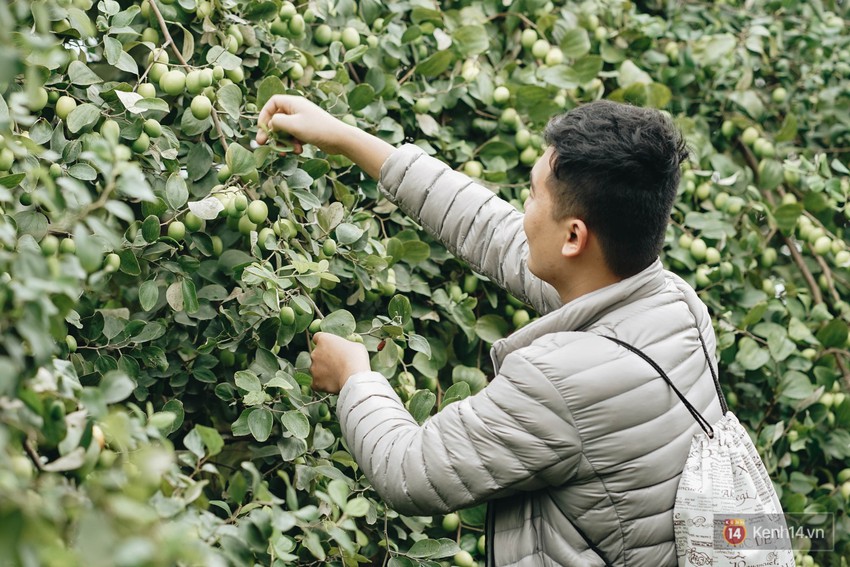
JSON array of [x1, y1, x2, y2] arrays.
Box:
[[256, 97, 725, 566]]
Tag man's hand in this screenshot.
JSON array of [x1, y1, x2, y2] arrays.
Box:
[[255, 94, 395, 180], [256, 95, 351, 155], [310, 332, 371, 394]]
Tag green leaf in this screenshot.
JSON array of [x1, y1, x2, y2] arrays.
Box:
[[415, 50, 454, 77], [281, 410, 310, 439], [343, 497, 370, 517], [181, 278, 199, 314], [100, 371, 135, 404], [475, 314, 509, 343], [440, 381, 471, 410], [118, 249, 141, 276], [408, 389, 436, 423], [402, 240, 430, 264], [408, 334, 431, 358], [816, 319, 848, 348], [205, 45, 242, 70], [328, 479, 350, 509], [452, 365, 487, 394], [735, 337, 770, 371], [217, 83, 243, 121], [248, 408, 273, 442], [335, 223, 364, 245], [388, 294, 412, 325], [139, 280, 159, 311], [348, 83, 375, 111], [320, 309, 356, 337], [560, 27, 590, 58], [225, 143, 256, 177], [478, 140, 518, 172], [453, 25, 489, 56], [779, 371, 816, 401], [235, 370, 262, 392], [166, 172, 189, 210], [66, 103, 101, 133], [772, 203, 803, 234], [256, 76, 285, 109], [67, 61, 103, 85], [195, 424, 224, 456], [757, 159, 783, 190]]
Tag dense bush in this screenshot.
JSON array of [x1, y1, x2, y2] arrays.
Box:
[[0, 0, 848, 565]]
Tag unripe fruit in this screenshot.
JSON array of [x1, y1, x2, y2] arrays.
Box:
[[147, 49, 169, 66], [753, 138, 775, 158], [137, 82, 156, 98], [500, 107, 520, 129], [212, 66, 225, 81], [233, 193, 249, 213], [167, 220, 186, 240], [695, 267, 712, 288], [771, 87, 787, 103], [190, 95, 212, 120], [60, 237, 76, 254], [544, 47, 564, 65], [211, 235, 223, 256], [515, 129, 531, 149], [322, 238, 337, 256], [141, 27, 159, 44], [149, 63, 168, 83], [183, 212, 203, 232], [493, 86, 511, 104], [531, 39, 551, 59], [55, 95, 77, 120], [594, 26, 608, 40], [308, 319, 322, 333], [279, 1, 296, 19], [288, 14, 305, 36], [678, 233, 693, 249], [442, 512, 460, 531], [512, 308, 531, 327], [279, 306, 296, 326], [101, 119, 121, 144], [104, 252, 121, 272], [246, 200, 269, 224], [49, 163, 62, 178], [741, 126, 759, 146], [314, 24, 332, 46], [41, 234, 59, 255], [813, 236, 832, 255], [478, 535, 486, 555], [143, 118, 162, 138], [761, 247, 777, 268], [0, 148, 14, 171], [721, 120, 735, 139], [225, 66, 245, 83], [287, 62, 304, 81], [413, 97, 432, 114], [131, 132, 150, 153], [690, 238, 707, 261], [257, 227, 275, 245], [341, 27, 360, 49], [519, 146, 538, 166], [463, 161, 483, 178], [705, 247, 721, 265], [521, 28, 537, 49], [238, 214, 257, 235], [185, 70, 204, 94], [66, 334, 78, 352], [454, 550, 475, 567], [159, 69, 186, 95], [29, 87, 49, 112]]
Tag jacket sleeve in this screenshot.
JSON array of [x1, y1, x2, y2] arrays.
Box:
[[377, 144, 562, 315], [336, 351, 582, 516]]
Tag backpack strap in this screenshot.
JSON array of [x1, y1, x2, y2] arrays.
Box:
[[697, 332, 729, 414], [602, 335, 716, 439]]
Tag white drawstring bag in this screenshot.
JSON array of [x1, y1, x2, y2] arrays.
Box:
[[603, 334, 796, 567]]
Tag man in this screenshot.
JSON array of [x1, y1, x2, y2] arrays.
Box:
[[256, 97, 725, 566]]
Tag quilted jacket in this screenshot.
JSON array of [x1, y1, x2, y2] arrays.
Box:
[[337, 144, 725, 566]]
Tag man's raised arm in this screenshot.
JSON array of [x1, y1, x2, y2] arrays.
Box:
[[257, 95, 561, 315]]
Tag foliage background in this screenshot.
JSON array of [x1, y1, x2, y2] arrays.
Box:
[[0, 0, 848, 565]]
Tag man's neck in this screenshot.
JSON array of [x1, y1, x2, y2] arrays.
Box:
[[555, 269, 622, 305]]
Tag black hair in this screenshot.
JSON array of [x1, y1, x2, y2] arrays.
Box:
[[543, 100, 688, 278]]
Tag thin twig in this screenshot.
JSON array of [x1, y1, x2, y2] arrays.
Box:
[[24, 439, 43, 471], [397, 65, 417, 86], [149, 0, 229, 152], [785, 236, 823, 305], [813, 253, 841, 304]]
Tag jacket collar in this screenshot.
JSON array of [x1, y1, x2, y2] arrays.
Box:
[[490, 259, 668, 372]]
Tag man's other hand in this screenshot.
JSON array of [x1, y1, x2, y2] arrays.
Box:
[[310, 332, 371, 394], [256, 95, 350, 155]]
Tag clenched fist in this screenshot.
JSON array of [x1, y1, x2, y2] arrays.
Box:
[[310, 332, 371, 394]]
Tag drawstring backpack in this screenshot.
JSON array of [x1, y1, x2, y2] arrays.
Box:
[[603, 333, 796, 567]]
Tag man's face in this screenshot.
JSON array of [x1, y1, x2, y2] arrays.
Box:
[[523, 147, 567, 284]]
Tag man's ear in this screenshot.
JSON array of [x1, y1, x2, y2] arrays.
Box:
[[561, 218, 589, 258]]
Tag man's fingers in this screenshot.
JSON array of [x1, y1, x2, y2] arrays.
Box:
[[256, 95, 294, 144]]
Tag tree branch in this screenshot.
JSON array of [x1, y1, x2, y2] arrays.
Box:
[[786, 236, 823, 304]]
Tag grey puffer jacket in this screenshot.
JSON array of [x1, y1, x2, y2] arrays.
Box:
[[337, 145, 725, 566]]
